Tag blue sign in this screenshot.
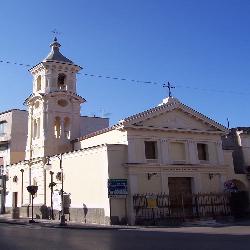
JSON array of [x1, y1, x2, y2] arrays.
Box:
[[108, 179, 128, 198]]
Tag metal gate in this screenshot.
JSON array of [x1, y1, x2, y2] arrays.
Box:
[[133, 193, 231, 225]]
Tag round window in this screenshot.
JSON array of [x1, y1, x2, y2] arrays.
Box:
[[58, 99, 68, 107]]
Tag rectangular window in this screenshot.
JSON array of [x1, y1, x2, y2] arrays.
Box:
[[145, 141, 157, 159], [0, 166, 4, 175], [170, 142, 186, 162], [0, 157, 3, 174], [0, 121, 7, 135], [0, 144, 8, 151], [197, 143, 209, 161]]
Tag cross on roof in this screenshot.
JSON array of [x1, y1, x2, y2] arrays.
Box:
[[51, 29, 61, 38], [163, 82, 175, 97]]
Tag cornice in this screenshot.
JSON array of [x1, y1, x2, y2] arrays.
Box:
[[29, 61, 82, 74], [24, 91, 85, 105], [125, 163, 229, 174], [124, 124, 226, 135]]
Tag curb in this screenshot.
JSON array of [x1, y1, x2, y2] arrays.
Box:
[[2, 218, 250, 230], [0, 218, 137, 231]]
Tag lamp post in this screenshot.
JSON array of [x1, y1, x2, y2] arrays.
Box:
[[20, 169, 24, 205], [44, 159, 54, 220], [49, 171, 55, 220], [26, 185, 38, 223], [58, 154, 66, 226], [0, 167, 6, 214], [45, 153, 66, 226]]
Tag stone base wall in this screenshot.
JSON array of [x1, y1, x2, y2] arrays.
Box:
[[6, 205, 110, 225]]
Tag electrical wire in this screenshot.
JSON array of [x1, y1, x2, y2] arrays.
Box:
[[0, 58, 250, 96]]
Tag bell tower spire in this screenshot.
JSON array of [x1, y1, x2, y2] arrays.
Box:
[[25, 39, 85, 159], [44, 37, 73, 64]]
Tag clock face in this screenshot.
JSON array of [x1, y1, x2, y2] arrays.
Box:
[[58, 99, 68, 107]]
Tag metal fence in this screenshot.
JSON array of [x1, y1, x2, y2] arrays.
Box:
[[133, 193, 231, 225]]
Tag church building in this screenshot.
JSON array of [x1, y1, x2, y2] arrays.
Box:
[[5, 39, 249, 225]]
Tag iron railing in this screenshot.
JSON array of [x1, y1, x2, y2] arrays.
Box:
[[133, 193, 231, 225]]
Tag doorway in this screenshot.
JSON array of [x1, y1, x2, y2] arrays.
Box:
[[168, 177, 193, 217], [168, 177, 192, 195]]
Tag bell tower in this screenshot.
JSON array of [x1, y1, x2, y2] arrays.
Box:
[[25, 38, 85, 159]]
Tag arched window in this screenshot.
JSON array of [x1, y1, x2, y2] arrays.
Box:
[[37, 75, 41, 91], [57, 73, 66, 90], [33, 118, 40, 139], [54, 117, 61, 138], [33, 119, 37, 139], [64, 117, 70, 139], [37, 118, 40, 138]]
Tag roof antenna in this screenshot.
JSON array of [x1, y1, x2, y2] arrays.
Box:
[[163, 81, 175, 97], [226, 118, 230, 129]]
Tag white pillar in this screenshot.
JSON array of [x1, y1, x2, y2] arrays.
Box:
[[128, 174, 138, 225], [193, 174, 203, 193], [188, 140, 198, 164], [160, 139, 169, 164], [161, 173, 169, 194], [217, 142, 224, 165]]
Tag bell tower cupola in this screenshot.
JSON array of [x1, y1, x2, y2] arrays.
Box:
[[25, 38, 85, 159]]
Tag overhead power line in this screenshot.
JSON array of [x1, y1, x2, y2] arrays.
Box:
[[81, 73, 159, 85], [81, 72, 250, 96], [0, 59, 31, 67], [0, 58, 250, 96]]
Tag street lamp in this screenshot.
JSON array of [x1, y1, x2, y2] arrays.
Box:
[[44, 159, 56, 220], [0, 168, 6, 214], [45, 154, 66, 226], [20, 169, 24, 205], [26, 185, 38, 223], [49, 171, 56, 220]]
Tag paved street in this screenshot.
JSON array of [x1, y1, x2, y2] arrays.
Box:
[[0, 223, 250, 250]]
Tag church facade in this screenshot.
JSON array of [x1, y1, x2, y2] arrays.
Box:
[[5, 39, 249, 225]]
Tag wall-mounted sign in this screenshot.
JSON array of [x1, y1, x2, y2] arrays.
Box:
[[108, 179, 128, 198]]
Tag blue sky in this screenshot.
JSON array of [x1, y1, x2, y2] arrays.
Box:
[[0, 0, 249, 126]]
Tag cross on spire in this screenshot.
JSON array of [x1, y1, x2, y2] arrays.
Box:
[[51, 29, 61, 39], [163, 82, 175, 97]]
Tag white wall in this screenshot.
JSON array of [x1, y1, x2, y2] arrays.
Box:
[[48, 146, 111, 218]]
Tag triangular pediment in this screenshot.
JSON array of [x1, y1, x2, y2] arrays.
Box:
[[134, 109, 217, 131], [121, 98, 227, 133]]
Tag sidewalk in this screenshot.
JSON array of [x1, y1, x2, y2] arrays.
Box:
[[1, 214, 250, 230], [0, 214, 137, 230]]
